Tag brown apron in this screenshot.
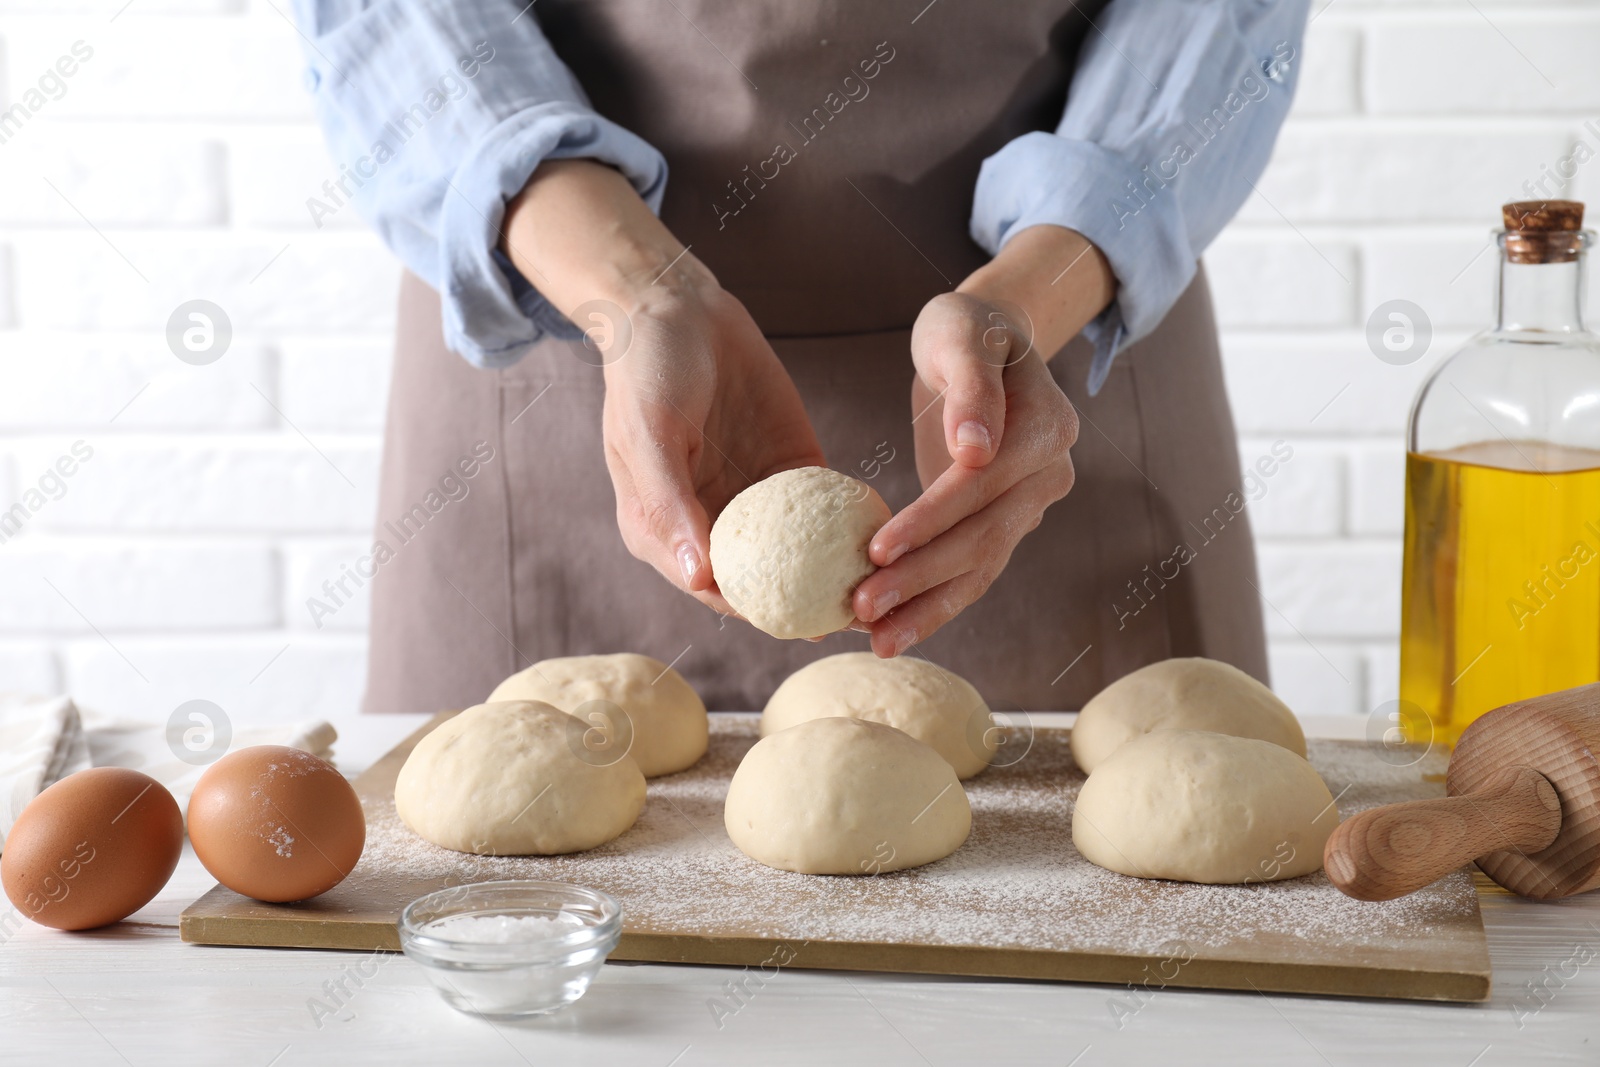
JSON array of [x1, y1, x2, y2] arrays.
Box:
[[361, 0, 1269, 715]]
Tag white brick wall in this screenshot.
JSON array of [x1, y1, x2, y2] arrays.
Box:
[[0, 2, 1595, 725], [1224, 1, 1600, 723], [0, 7, 390, 725]]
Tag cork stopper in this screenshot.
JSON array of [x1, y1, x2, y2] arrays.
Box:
[[1502, 200, 1586, 264]]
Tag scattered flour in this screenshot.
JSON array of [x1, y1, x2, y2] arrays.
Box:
[[338, 716, 1478, 961], [266, 826, 295, 859]]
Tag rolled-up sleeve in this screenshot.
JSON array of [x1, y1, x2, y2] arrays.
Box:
[[971, 0, 1308, 393], [290, 0, 668, 368]]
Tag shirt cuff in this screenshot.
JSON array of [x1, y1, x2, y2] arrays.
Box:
[[440, 103, 668, 369], [971, 131, 1196, 394]]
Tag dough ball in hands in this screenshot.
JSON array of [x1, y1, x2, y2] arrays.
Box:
[[396, 701, 646, 856], [1072, 730, 1336, 884], [761, 652, 996, 779], [710, 466, 891, 639], [724, 717, 971, 875], [489, 653, 708, 777], [1071, 657, 1305, 774]]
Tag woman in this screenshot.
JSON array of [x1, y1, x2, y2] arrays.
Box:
[[292, 0, 1306, 714]]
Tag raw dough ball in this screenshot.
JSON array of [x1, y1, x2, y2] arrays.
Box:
[[724, 716, 971, 875], [1071, 657, 1305, 774], [710, 466, 891, 639], [761, 652, 995, 779], [395, 701, 646, 856], [489, 653, 708, 777], [1072, 730, 1335, 884]]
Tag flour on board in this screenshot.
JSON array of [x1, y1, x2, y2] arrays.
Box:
[[353, 716, 1476, 958]]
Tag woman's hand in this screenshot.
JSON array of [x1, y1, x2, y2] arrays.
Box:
[[502, 160, 824, 613], [599, 276, 825, 613], [852, 225, 1115, 656]]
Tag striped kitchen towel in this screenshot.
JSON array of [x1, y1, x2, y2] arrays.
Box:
[[0, 694, 91, 842]]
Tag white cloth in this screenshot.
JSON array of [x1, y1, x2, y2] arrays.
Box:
[[1, 695, 91, 840], [0, 693, 337, 845]]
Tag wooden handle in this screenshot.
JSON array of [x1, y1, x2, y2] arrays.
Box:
[[1323, 766, 1562, 901]]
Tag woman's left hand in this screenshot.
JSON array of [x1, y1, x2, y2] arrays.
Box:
[[851, 289, 1080, 657], [852, 224, 1114, 656]]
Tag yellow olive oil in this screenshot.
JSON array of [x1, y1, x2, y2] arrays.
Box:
[[1400, 439, 1600, 746]]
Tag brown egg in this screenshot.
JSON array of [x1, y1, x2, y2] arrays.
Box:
[[1, 768, 183, 931], [188, 745, 365, 903]]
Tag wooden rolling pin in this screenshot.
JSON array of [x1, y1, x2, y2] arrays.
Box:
[[1324, 682, 1600, 902]]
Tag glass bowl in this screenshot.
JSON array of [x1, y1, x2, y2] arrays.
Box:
[[398, 880, 623, 1018]]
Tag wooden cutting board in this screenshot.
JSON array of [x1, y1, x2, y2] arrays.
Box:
[[180, 714, 1491, 1002]]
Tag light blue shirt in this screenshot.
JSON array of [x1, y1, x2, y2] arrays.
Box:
[[292, 0, 1307, 392]]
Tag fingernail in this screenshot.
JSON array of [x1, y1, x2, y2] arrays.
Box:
[[956, 420, 991, 453], [882, 542, 911, 566], [848, 621, 873, 633], [890, 626, 919, 657], [866, 589, 900, 622], [677, 543, 701, 586]]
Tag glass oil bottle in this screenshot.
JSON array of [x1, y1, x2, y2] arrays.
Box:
[[1400, 201, 1600, 746]]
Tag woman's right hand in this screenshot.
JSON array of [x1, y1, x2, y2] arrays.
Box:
[[598, 267, 826, 614], [502, 160, 825, 614]]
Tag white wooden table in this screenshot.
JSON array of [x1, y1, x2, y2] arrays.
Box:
[[3, 714, 1597, 1066]]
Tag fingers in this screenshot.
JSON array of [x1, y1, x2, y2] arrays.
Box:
[[855, 489, 1007, 623], [867, 570, 991, 659], [694, 584, 738, 617], [874, 353, 1076, 567], [936, 336, 1007, 468], [912, 296, 1010, 469], [855, 467, 1057, 628], [604, 406, 714, 596], [909, 374, 952, 489]]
